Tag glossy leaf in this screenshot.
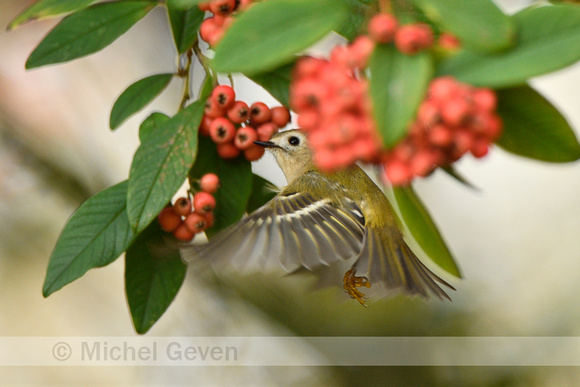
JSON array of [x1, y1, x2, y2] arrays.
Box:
[[369, 44, 433, 148], [110, 73, 174, 130], [393, 185, 461, 278], [441, 166, 480, 191], [127, 100, 204, 233], [189, 137, 253, 238], [167, 4, 204, 53], [247, 62, 294, 107], [212, 0, 348, 75], [8, 0, 96, 30], [246, 174, 278, 213], [125, 221, 186, 334], [438, 4, 580, 87], [496, 86, 580, 162], [414, 0, 514, 53], [139, 113, 170, 143], [43, 180, 136, 296], [26, 2, 156, 69]]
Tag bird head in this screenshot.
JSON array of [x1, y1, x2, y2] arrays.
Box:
[[254, 129, 315, 183]]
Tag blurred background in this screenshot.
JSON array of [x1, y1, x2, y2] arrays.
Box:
[[1, 0, 580, 385]]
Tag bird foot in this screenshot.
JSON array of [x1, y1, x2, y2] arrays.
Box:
[[343, 269, 371, 307]]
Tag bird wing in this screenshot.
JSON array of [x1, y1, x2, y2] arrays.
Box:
[[353, 226, 454, 301], [181, 177, 366, 273]]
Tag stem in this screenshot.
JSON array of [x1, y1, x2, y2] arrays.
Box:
[[379, 0, 391, 13], [178, 48, 194, 110], [193, 43, 216, 84]]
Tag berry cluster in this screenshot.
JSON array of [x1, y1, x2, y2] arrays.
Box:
[[367, 13, 434, 55], [291, 40, 382, 171], [201, 85, 291, 161], [198, 0, 256, 46], [158, 173, 220, 242], [383, 76, 503, 185]]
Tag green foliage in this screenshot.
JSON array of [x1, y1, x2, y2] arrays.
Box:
[[167, 4, 204, 53], [393, 186, 461, 278], [26, 2, 156, 69], [369, 45, 433, 148], [43, 180, 136, 296], [414, 0, 515, 53], [247, 174, 278, 213], [8, 0, 97, 30], [125, 221, 187, 334], [438, 4, 580, 87], [247, 62, 294, 107], [496, 86, 580, 162], [212, 0, 349, 75], [110, 74, 174, 130], [127, 100, 204, 234]]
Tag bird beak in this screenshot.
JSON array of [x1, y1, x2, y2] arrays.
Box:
[[254, 141, 281, 149]]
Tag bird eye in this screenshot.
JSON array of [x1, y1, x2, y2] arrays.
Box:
[[288, 136, 300, 146]]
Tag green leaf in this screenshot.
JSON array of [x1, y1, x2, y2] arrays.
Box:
[[495, 85, 580, 162], [413, 0, 515, 53], [393, 185, 461, 278], [139, 113, 170, 143], [7, 0, 97, 30], [167, 4, 204, 53], [26, 2, 156, 69], [43, 180, 136, 297], [189, 137, 253, 238], [212, 0, 349, 75], [246, 62, 294, 107], [246, 174, 277, 213], [110, 74, 174, 130], [369, 44, 433, 148], [438, 4, 580, 87], [125, 221, 186, 334], [441, 166, 480, 191], [336, 0, 371, 40], [127, 100, 205, 233], [166, 0, 205, 10]]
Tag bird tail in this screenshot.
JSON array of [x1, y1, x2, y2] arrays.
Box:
[[352, 226, 454, 301]]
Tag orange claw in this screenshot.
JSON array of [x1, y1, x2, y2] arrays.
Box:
[[343, 269, 371, 307]]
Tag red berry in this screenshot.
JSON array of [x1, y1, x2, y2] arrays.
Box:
[[243, 144, 266, 161], [368, 13, 399, 44], [410, 149, 435, 177], [207, 28, 225, 46], [395, 23, 434, 55], [173, 223, 195, 242], [350, 35, 376, 68], [204, 98, 225, 118], [184, 212, 208, 233], [249, 102, 272, 125], [203, 212, 215, 228], [158, 207, 182, 232], [438, 32, 461, 50], [429, 125, 454, 147], [211, 85, 236, 109], [173, 197, 192, 216], [238, 0, 253, 10], [227, 101, 250, 124], [209, 117, 236, 144], [429, 76, 458, 102], [270, 106, 291, 127], [200, 173, 220, 193], [472, 88, 497, 112], [234, 127, 258, 150], [194, 192, 216, 215], [199, 114, 213, 136], [384, 161, 412, 185], [471, 138, 489, 158], [199, 17, 219, 43], [441, 97, 471, 127], [256, 122, 278, 141], [217, 142, 240, 159], [209, 0, 236, 16], [417, 101, 440, 127]]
